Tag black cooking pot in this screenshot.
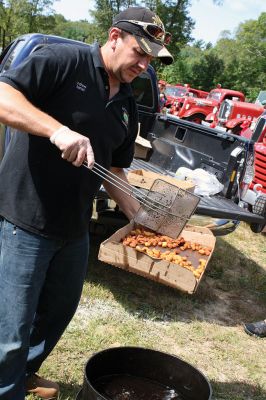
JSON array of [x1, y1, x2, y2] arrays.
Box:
[[76, 347, 212, 400]]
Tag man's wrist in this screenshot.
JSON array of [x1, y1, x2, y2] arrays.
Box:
[[50, 126, 70, 144]]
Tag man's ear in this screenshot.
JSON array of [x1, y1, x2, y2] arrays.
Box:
[[109, 27, 121, 49]]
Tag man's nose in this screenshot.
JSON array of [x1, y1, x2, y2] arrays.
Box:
[[138, 56, 150, 71]]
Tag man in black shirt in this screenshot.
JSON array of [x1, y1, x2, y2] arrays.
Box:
[[0, 6, 172, 399]]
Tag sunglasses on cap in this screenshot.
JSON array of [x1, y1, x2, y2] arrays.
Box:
[[114, 19, 172, 45]]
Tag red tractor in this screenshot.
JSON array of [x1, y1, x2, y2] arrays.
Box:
[[169, 85, 245, 125]]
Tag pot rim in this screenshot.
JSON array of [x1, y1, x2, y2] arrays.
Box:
[[83, 346, 212, 398]]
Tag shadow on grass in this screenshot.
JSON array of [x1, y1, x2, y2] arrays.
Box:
[[211, 380, 266, 400], [86, 232, 266, 327]]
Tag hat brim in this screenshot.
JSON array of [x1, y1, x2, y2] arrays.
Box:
[[134, 34, 173, 65]]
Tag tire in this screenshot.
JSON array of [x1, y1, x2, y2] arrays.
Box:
[[185, 113, 205, 124], [250, 223, 266, 233], [253, 194, 266, 217], [250, 194, 266, 233]]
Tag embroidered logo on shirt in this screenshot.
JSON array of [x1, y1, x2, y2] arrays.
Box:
[[122, 107, 129, 129], [76, 82, 87, 92]]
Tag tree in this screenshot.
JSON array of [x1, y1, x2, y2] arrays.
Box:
[[234, 13, 266, 99], [161, 44, 223, 90], [214, 37, 240, 89], [90, 0, 138, 44], [0, 0, 56, 48], [53, 17, 95, 43], [155, 0, 195, 56], [190, 50, 224, 89], [162, 11, 266, 98], [0, 0, 24, 48], [21, 0, 55, 32], [161, 44, 201, 84], [214, 12, 266, 99]]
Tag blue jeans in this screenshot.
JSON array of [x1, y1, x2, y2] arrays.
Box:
[[0, 218, 89, 399]]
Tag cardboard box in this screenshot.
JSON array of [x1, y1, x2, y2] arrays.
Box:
[[134, 135, 152, 159], [127, 169, 195, 192], [98, 221, 216, 294]]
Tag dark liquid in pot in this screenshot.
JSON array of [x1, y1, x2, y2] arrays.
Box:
[[93, 374, 187, 400]]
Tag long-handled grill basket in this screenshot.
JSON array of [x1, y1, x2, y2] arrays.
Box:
[[83, 162, 200, 238]]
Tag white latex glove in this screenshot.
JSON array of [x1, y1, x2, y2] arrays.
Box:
[[50, 126, 94, 168]]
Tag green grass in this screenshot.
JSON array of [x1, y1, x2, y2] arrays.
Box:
[[27, 223, 266, 400]]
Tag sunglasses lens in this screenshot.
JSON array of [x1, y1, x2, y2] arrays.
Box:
[[145, 24, 164, 40]]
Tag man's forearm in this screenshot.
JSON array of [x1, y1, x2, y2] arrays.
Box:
[[102, 167, 140, 220], [0, 82, 62, 137], [0, 82, 95, 167]]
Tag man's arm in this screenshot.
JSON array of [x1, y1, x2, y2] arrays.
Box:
[[0, 82, 94, 167], [102, 167, 140, 220], [0, 82, 61, 137]]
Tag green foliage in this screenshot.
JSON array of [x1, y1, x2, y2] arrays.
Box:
[[0, 0, 25, 47], [155, 0, 195, 56], [90, 0, 138, 45], [211, 12, 266, 100], [89, 0, 115, 44], [52, 18, 96, 43], [161, 45, 224, 90], [0, 0, 56, 48], [234, 13, 266, 99], [21, 0, 54, 32], [160, 11, 266, 99]]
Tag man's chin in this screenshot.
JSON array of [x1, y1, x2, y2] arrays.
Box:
[[122, 77, 135, 83], [121, 70, 139, 83]]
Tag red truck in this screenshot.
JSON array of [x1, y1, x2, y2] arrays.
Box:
[[169, 85, 245, 124], [251, 112, 266, 194], [238, 112, 266, 232], [164, 83, 208, 108], [206, 91, 266, 136]]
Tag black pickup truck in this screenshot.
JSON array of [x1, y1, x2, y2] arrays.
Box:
[[1, 33, 265, 236]]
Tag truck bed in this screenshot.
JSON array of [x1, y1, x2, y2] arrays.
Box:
[[129, 159, 265, 224]]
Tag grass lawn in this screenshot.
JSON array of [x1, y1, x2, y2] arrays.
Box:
[[28, 222, 266, 400]]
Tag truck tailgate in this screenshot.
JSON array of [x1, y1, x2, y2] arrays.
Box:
[[129, 159, 265, 225]]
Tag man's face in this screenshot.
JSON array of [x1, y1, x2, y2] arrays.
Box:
[[110, 32, 153, 83]]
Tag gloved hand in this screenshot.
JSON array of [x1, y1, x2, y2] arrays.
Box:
[[50, 126, 94, 168]]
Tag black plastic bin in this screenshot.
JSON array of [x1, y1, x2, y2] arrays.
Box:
[[77, 346, 212, 400]]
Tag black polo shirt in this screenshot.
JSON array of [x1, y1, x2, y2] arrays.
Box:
[[0, 43, 138, 239]]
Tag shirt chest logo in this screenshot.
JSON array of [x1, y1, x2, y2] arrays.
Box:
[[76, 82, 87, 92], [122, 107, 129, 129]]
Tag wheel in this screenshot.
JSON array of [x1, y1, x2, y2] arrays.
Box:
[[253, 194, 266, 217], [185, 113, 205, 124], [250, 222, 266, 233], [250, 194, 266, 233]]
